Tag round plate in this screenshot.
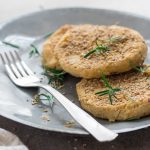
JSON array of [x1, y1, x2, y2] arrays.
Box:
[[0, 8, 150, 134]]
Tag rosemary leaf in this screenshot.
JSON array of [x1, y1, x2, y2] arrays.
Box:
[[109, 94, 113, 105], [95, 89, 110, 95], [129, 61, 145, 73], [101, 73, 112, 88], [126, 117, 138, 121], [134, 66, 145, 73], [84, 44, 109, 58], [2, 41, 20, 49], [96, 91, 110, 96], [43, 68, 66, 88], [29, 44, 40, 57], [35, 93, 54, 107], [95, 73, 121, 104], [112, 88, 121, 92], [37, 93, 54, 102]]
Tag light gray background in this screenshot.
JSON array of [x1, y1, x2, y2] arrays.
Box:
[[0, 0, 150, 23]]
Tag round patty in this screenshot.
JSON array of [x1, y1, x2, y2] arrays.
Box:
[[76, 69, 150, 121], [55, 25, 147, 78], [42, 24, 73, 69]]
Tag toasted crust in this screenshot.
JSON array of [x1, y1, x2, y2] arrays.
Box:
[[55, 25, 147, 78], [42, 24, 73, 69], [76, 71, 150, 121]]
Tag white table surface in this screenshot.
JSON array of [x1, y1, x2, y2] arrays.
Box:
[[0, 0, 150, 23]]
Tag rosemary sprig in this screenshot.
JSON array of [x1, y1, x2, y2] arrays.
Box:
[[95, 73, 121, 104], [84, 40, 109, 58], [129, 61, 145, 73], [43, 68, 66, 87], [2, 41, 20, 49], [134, 66, 145, 73], [84, 45, 109, 58], [29, 44, 40, 57]]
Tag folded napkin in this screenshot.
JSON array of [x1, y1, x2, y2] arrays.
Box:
[[0, 128, 28, 150]]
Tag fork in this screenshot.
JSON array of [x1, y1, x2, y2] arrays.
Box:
[[0, 50, 118, 142]]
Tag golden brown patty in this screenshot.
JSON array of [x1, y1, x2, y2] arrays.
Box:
[[76, 70, 150, 121], [55, 25, 147, 78], [42, 24, 73, 69]]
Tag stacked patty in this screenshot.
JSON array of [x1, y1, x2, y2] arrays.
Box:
[[76, 70, 150, 121], [42, 24, 149, 121], [42, 24, 73, 69]]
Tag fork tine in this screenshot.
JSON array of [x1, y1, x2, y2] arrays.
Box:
[[10, 51, 28, 77], [0, 53, 16, 79], [14, 51, 34, 75], [0, 53, 6, 64], [5, 52, 22, 78]]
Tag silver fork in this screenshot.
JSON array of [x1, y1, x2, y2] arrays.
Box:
[[0, 50, 118, 142]]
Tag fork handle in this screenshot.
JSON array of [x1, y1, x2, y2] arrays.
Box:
[[40, 84, 118, 142]]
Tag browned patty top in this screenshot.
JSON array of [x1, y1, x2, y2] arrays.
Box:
[[77, 70, 150, 106], [55, 25, 147, 78]]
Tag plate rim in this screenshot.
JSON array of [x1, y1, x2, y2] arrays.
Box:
[[0, 7, 150, 134], [1, 7, 150, 32]]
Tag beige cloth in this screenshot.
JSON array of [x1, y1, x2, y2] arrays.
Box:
[[0, 128, 28, 150]]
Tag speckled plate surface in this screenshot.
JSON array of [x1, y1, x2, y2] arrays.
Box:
[[0, 8, 150, 135]]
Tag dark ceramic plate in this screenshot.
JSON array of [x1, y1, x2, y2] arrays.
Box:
[[0, 8, 150, 135]]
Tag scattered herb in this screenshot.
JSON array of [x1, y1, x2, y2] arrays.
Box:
[[29, 44, 40, 57], [129, 61, 145, 73], [2, 41, 20, 49], [95, 73, 121, 104], [126, 117, 138, 121], [43, 68, 66, 88], [84, 40, 109, 58], [34, 93, 54, 107], [134, 66, 145, 73], [36, 93, 54, 102]]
